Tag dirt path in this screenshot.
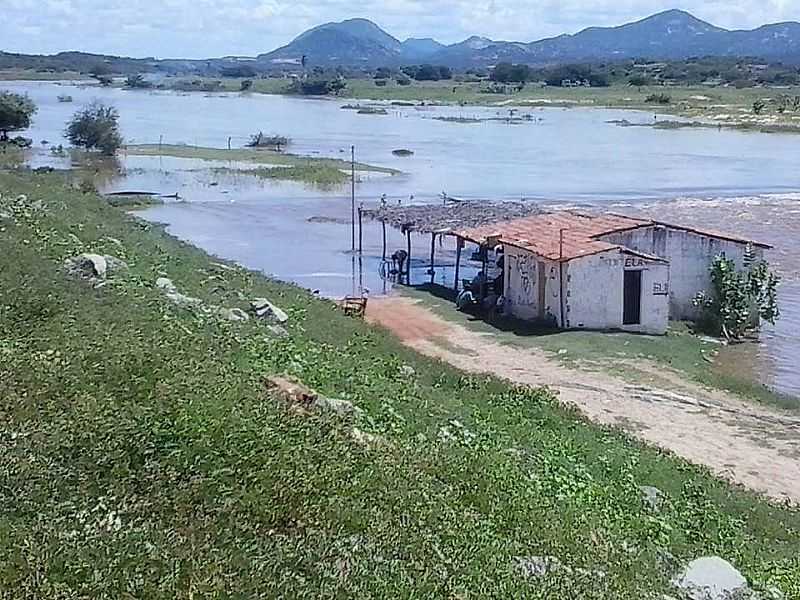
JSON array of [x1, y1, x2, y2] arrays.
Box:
[[367, 296, 800, 503]]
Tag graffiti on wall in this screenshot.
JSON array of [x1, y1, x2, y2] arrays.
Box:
[[509, 253, 536, 305], [653, 282, 669, 296]]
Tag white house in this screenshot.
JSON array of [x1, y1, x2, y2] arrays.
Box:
[[457, 211, 770, 335]]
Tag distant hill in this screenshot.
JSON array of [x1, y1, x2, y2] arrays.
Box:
[[258, 10, 800, 68], [5, 10, 800, 74]]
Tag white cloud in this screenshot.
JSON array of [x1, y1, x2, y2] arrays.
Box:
[[3, 0, 799, 58]]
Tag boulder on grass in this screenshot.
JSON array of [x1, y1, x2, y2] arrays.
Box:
[[673, 557, 749, 600], [251, 298, 289, 323]]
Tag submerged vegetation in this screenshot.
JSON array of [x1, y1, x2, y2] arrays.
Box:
[[123, 144, 397, 187], [1, 170, 799, 597]]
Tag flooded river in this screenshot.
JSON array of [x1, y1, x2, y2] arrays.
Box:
[[5, 80, 800, 398]]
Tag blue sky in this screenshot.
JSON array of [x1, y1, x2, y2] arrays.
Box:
[[4, 0, 798, 58]]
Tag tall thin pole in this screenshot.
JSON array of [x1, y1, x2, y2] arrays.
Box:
[[357, 206, 363, 254], [351, 145, 356, 253], [559, 228, 566, 329]]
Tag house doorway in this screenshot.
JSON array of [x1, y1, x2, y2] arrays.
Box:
[[623, 270, 642, 325]]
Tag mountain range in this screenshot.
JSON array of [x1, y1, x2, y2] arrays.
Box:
[[258, 10, 800, 68]]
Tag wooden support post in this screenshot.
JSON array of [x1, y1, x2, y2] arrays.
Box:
[[429, 233, 436, 283], [559, 228, 566, 329], [406, 229, 412, 285], [381, 219, 387, 262], [357, 206, 363, 254], [454, 237, 462, 291]]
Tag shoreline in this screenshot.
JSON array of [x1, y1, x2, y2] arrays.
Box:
[[6, 75, 800, 134]]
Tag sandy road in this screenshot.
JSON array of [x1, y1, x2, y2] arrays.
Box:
[[367, 295, 800, 503]]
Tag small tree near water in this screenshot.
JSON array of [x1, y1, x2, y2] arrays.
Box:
[[0, 91, 37, 142], [65, 101, 123, 155], [692, 245, 780, 340]]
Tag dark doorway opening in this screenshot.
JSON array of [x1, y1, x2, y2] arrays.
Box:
[[623, 270, 642, 325]]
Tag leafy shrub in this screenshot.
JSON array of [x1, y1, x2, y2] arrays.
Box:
[[692, 245, 780, 339], [65, 101, 123, 155], [374, 79, 388, 87], [645, 93, 671, 105], [240, 79, 253, 91], [396, 76, 411, 86], [0, 91, 36, 141], [124, 74, 153, 89], [288, 78, 346, 96], [246, 132, 289, 150]]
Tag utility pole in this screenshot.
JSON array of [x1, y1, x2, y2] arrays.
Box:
[[351, 145, 356, 253]]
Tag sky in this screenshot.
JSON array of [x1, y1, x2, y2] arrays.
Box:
[[3, 0, 799, 59]]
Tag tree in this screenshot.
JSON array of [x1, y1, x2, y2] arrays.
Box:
[[124, 74, 153, 89], [0, 91, 36, 141], [65, 101, 123, 155], [491, 63, 531, 83], [240, 79, 253, 91], [287, 78, 346, 96], [692, 245, 780, 340], [628, 74, 649, 88]]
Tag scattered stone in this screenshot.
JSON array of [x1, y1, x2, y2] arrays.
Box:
[[103, 255, 129, 274], [640, 485, 666, 512], [515, 556, 564, 579], [399, 365, 416, 377], [316, 396, 363, 418], [217, 307, 250, 322], [251, 298, 289, 323], [557, 348, 568, 355], [266, 324, 289, 338], [673, 557, 749, 600], [351, 427, 386, 447], [155, 277, 202, 307], [65, 253, 107, 279], [155, 277, 176, 292]]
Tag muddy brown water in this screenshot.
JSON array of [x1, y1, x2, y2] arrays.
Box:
[[5, 81, 800, 399]]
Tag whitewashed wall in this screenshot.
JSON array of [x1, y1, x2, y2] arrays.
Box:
[[599, 226, 763, 320], [565, 250, 669, 335], [503, 246, 561, 324], [503, 245, 669, 334]]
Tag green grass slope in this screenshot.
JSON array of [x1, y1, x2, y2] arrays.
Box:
[[0, 172, 798, 598]]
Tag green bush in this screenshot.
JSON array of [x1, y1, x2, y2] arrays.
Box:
[[65, 101, 123, 155]]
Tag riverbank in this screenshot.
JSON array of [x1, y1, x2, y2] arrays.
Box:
[[6, 72, 800, 133], [400, 285, 797, 411], [2, 169, 799, 597]]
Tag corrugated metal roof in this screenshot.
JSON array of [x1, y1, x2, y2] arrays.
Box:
[[457, 211, 772, 261]]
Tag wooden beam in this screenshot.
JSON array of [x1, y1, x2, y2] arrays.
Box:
[[454, 237, 462, 291], [406, 229, 412, 285], [381, 219, 387, 262], [429, 233, 436, 284]]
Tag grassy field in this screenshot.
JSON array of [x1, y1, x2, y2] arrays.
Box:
[[0, 69, 87, 81], [1, 169, 800, 597], [403, 286, 799, 411], [124, 143, 398, 187]]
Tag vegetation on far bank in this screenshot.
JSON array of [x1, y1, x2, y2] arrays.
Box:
[[124, 143, 397, 187], [402, 286, 799, 412], [1, 169, 799, 597]]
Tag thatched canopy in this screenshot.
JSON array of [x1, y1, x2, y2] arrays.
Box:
[[363, 201, 543, 235]]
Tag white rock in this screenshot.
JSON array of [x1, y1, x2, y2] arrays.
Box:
[[65, 253, 107, 279], [515, 556, 564, 578], [399, 365, 416, 377], [316, 396, 362, 417], [155, 277, 176, 292], [251, 298, 288, 323], [673, 557, 749, 600], [217, 307, 250, 322], [640, 485, 666, 512]]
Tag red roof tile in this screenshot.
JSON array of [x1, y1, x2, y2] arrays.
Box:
[[457, 210, 772, 260], [457, 211, 652, 261]]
